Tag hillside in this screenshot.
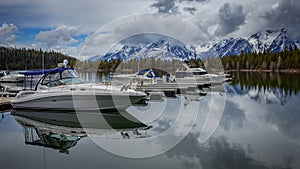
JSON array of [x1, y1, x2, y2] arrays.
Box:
[[0, 46, 77, 70]]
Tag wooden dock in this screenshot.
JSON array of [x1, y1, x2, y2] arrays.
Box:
[[0, 97, 13, 110]]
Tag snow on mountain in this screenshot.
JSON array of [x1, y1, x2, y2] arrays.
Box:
[[194, 43, 211, 53], [88, 40, 197, 61], [88, 29, 298, 62], [200, 38, 254, 58], [248, 28, 296, 53], [199, 28, 297, 58]]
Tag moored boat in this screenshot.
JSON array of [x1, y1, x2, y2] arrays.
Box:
[[0, 70, 25, 83], [11, 62, 146, 111], [175, 63, 229, 83]]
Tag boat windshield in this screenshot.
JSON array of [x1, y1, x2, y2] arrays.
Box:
[[42, 69, 85, 87], [137, 69, 150, 75], [10, 71, 19, 75]]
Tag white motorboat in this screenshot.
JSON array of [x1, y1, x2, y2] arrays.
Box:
[[0, 70, 25, 82], [112, 68, 169, 85], [175, 63, 228, 83], [12, 65, 146, 111]]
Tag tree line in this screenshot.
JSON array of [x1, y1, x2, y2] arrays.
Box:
[[0, 46, 77, 70], [2, 45, 299, 73], [220, 46, 300, 71], [75, 57, 205, 74]]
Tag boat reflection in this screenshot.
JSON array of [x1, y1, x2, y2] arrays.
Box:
[[12, 109, 150, 154]]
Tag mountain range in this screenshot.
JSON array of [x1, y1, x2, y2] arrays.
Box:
[[88, 28, 298, 62]]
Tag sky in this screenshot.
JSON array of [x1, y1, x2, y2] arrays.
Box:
[[0, 0, 299, 59]]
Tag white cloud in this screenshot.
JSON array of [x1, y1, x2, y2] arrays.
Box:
[[0, 23, 17, 45], [0, 0, 153, 34], [78, 13, 210, 59], [35, 25, 79, 48], [150, 0, 209, 15], [151, 0, 179, 14], [1, 0, 299, 56]]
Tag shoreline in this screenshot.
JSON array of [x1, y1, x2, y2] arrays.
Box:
[[224, 69, 300, 73]]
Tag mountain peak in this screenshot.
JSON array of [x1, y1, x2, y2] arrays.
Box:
[[88, 40, 196, 62], [248, 28, 295, 53], [88, 28, 298, 62]]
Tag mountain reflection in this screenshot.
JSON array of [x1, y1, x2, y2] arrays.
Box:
[[230, 72, 300, 95], [12, 109, 149, 154], [226, 72, 299, 106], [161, 72, 300, 169]]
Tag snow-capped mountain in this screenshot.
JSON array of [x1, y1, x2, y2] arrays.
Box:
[[88, 40, 197, 61], [249, 28, 296, 53], [200, 38, 254, 58], [88, 29, 298, 62], [200, 28, 297, 58]]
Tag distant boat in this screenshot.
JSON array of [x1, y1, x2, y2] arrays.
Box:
[[12, 61, 146, 110], [0, 70, 25, 83], [112, 68, 170, 85], [175, 63, 228, 83]]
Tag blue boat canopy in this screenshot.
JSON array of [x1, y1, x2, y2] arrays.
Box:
[[24, 68, 71, 76], [137, 69, 159, 78], [136, 68, 170, 78]]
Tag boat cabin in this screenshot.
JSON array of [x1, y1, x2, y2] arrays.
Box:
[[23, 68, 83, 90]]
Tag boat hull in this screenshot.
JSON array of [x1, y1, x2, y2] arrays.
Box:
[[12, 92, 146, 111]]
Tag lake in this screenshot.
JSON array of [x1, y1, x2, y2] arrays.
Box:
[[0, 72, 299, 169]]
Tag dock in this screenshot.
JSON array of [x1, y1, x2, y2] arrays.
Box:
[[0, 97, 13, 110], [135, 81, 213, 97]]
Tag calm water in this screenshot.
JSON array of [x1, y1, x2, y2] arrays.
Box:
[[0, 72, 299, 169]]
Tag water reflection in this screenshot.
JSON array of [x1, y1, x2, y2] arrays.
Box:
[[226, 72, 299, 106], [11, 109, 149, 154], [219, 101, 246, 131], [223, 72, 300, 141], [230, 72, 300, 95], [0, 72, 299, 169], [210, 72, 300, 169], [167, 134, 296, 169]]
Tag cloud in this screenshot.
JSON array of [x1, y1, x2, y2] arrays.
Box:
[[262, 0, 300, 40], [151, 0, 208, 14], [184, 7, 197, 15], [3, 0, 299, 55], [214, 3, 246, 37], [0, 0, 151, 34], [151, 0, 178, 14], [0, 23, 17, 45], [179, 0, 208, 2], [35, 25, 79, 48], [79, 13, 209, 59]]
